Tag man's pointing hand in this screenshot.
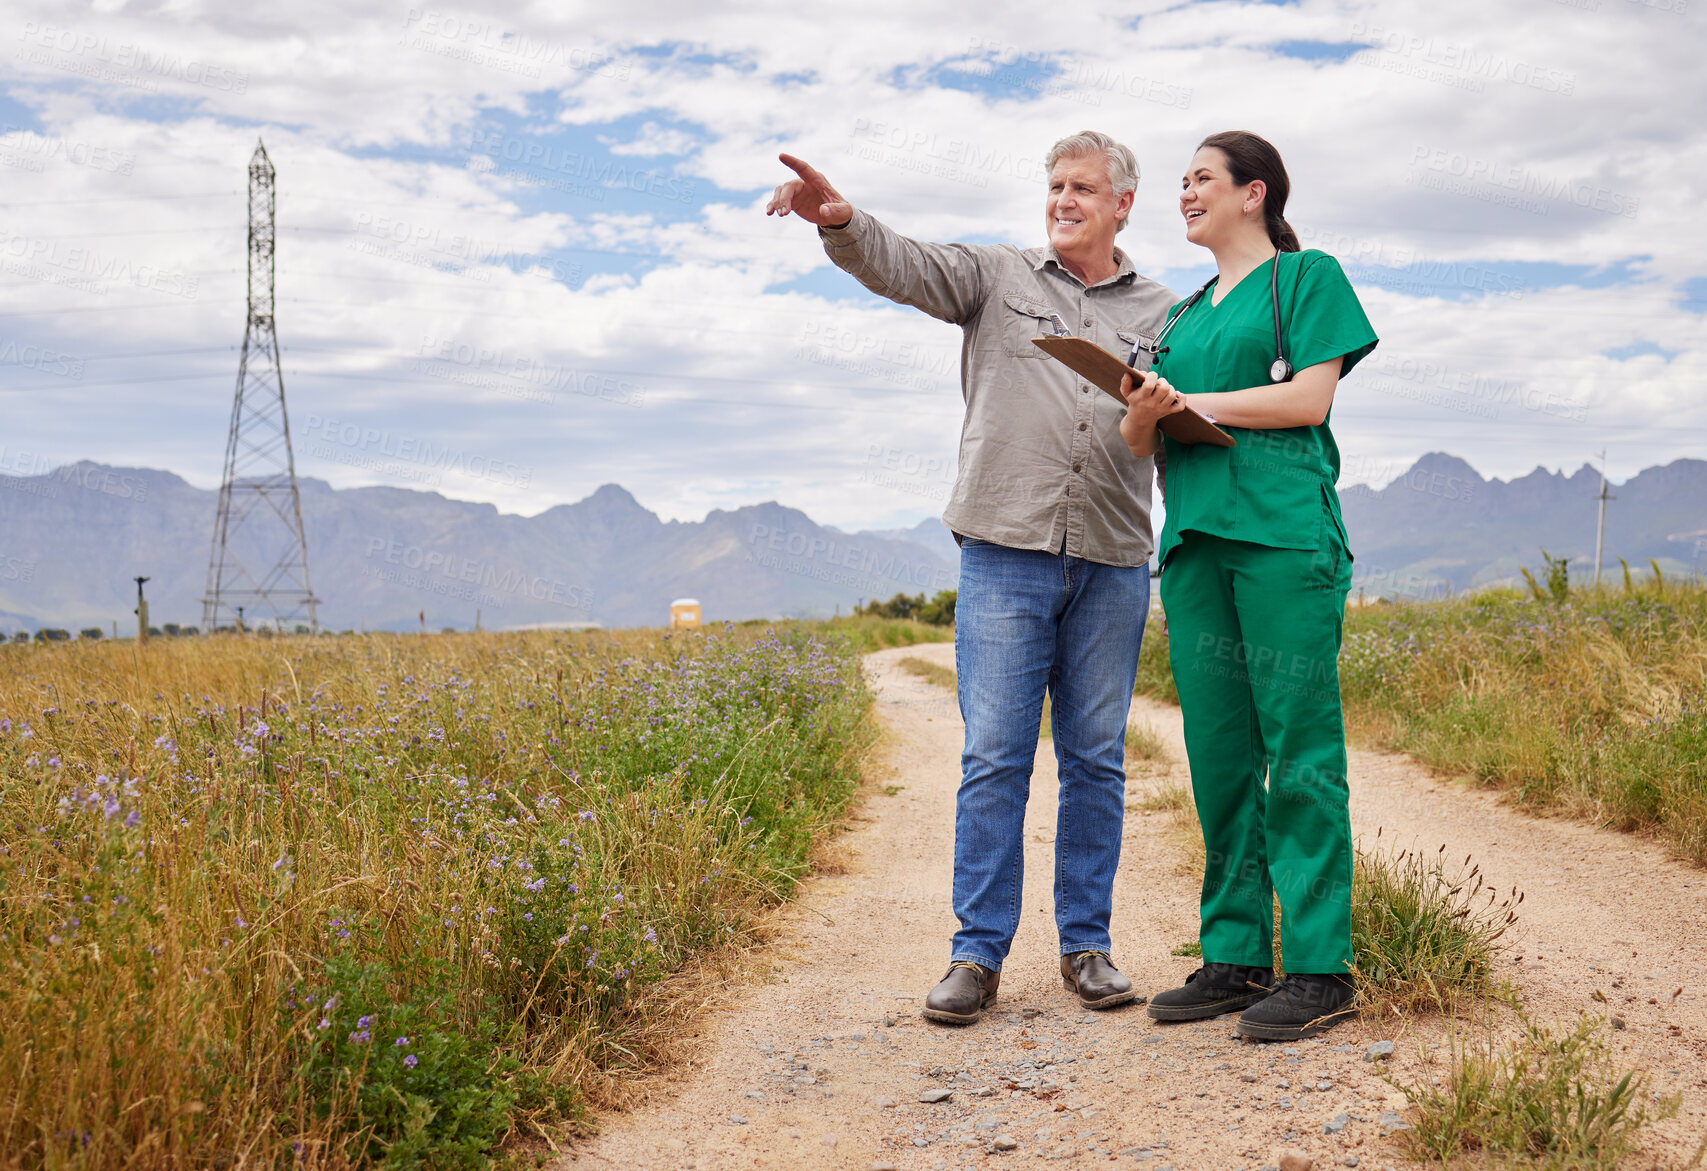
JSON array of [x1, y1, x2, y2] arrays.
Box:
[[765, 153, 853, 228]]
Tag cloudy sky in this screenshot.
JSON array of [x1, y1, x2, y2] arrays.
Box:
[[1, 0, 1702, 530]]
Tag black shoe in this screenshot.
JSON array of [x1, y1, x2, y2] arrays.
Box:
[[922, 961, 1000, 1025], [1146, 963, 1276, 1022], [1235, 973, 1357, 1041], [1061, 951, 1139, 1010]]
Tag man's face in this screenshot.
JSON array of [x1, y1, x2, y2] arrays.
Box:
[[1045, 152, 1131, 259]]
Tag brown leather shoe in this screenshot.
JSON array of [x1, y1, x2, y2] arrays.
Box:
[[922, 961, 1000, 1025], [1061, 951, 1139, 1010]]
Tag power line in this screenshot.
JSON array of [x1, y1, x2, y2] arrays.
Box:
[[0, 192, 237, 208], [0, 270, 238, 290], [0, 301, 212, 317], [0, 345, 236, 364]]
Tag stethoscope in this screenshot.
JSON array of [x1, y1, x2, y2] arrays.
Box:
[[1129, 252, 1293, 384]]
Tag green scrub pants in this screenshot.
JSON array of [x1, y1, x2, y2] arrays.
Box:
[[1160, 528, 1355, 974]]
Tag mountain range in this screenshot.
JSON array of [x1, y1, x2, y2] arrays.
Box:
[[0, 464, 957, 633], [0, 453, 1702, 633], [1338, 453, 1707, 600]]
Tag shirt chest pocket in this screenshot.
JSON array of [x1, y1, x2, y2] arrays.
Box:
[[999, 292, 1062, 359], [1115, 328, 1158, 373]]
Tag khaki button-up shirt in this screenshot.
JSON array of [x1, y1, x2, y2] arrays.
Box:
[[821, 209, 1176, 568]]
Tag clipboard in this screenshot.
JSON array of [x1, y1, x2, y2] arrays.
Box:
[[1032, 336, 1235, 447]]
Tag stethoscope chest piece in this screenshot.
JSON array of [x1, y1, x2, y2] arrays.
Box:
[[1269, 356, 1293, 383]]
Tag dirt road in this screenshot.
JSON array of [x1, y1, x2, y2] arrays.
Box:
[[562, 643, 1707, 1170]]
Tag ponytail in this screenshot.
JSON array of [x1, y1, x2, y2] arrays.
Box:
[[1199, 131, 1301, 253]]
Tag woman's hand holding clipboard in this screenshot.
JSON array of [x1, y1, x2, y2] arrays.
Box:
[[1031, 336, 1236, 446]]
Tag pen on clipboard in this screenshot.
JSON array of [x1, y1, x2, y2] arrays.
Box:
[[1119, 337, 1211, 422]]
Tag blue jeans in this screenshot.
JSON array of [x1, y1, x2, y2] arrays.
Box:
[[950, 538, 1150, 971]]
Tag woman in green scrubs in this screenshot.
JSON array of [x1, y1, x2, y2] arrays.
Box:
[[1118, 131, 1378, 1041]]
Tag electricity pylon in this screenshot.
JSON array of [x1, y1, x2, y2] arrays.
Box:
[[201, 139, 319, 632]]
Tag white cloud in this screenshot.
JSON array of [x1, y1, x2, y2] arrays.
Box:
[[602, 120, 699, 157]]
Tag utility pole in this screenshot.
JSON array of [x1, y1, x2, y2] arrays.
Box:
[[134, 576, 151, 642], [1592, 449, 1615, 589]]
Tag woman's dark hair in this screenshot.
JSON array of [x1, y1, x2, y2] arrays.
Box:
[[1198, 131, 1300, 252]]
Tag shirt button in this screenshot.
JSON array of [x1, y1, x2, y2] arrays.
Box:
[[1078, 422, 1088, 431], [1073, 463, 1083, 473]]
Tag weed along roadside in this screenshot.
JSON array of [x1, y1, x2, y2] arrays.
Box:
[[0, 618, 946, 1167]]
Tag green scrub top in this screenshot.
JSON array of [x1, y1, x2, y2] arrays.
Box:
[[1154, 249, 1378, 567]]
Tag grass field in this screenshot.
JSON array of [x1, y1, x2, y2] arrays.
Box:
[[1137, 577, 1707, 862], [0, 617, 944, 1170], [8, 576, 1698, 1166]]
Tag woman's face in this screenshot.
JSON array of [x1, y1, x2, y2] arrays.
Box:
[[1180, 146, 1260, 249]]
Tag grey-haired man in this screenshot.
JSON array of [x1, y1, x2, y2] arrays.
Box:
[[766, 132, 1182, 1024]]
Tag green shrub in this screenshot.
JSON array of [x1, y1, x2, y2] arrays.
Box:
[[1350, 843, 1516, 1015], [285, 955, 518, 1169], [1390, 1011, 1678, 1168], [852, 588, 957, 625]]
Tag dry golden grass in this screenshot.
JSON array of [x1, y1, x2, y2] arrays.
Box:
[[896, 655, 956, 691], [1123, 718, 1169, 765], [1139, 578, 1707, 863], [1341, 581, 1707, 862], [0, 624, 896, 1169]]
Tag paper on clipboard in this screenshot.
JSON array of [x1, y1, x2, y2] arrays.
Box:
[[1031, 336, 1235, 447]]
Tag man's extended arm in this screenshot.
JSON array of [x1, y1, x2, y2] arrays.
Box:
[[767, 153, 986, 326], [818, 210, 988, 326]]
